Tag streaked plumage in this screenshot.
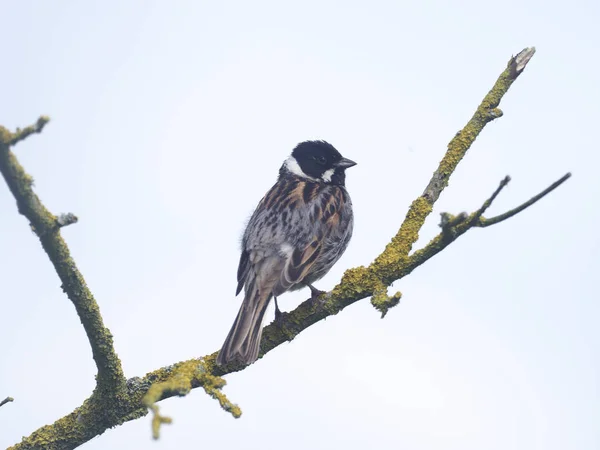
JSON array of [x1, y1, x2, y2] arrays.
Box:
[[216, 141, 356, 366]]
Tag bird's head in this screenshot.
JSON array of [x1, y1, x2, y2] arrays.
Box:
[[282, 140, 357, 186]]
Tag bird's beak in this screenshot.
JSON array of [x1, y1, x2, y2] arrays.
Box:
[[336, 157, 357, 169]]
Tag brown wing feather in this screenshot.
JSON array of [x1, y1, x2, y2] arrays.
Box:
[[280, 235, 323, 290], [277, 185, 347, 292]]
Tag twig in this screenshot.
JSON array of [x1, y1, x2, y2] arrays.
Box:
[[477, 173, 571, 227], [57, 213, 79, 228], [0, 397, 14, 408], [410, 173, 572, 270], [5, 116, 50, 147], [141, 359, 241, 440], [468, 175, 512, 226]]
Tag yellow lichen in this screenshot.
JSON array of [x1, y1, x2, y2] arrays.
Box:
[[149, 405, 173, 440], [142, 359, 241, 439], [371, 197, 432, 282], [370, 283, 402, 318]]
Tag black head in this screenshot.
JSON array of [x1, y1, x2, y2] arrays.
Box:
[[281, 140, 357, 186]]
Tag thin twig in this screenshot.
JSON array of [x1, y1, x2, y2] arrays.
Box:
[[57, 213, 79, 228], [410, 173, 572, 271], [478, 173, 572, 227], [5, 117, 50, 147], [468, 175, 512, 226], [0, 397, 14, 408]]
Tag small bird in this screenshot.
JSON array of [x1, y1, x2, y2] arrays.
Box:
[[216, 140, 356, 366]]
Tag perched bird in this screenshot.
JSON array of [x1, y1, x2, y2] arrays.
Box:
[[216, 140, 356, 366]]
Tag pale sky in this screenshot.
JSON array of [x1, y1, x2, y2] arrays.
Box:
[[1, 1, 599, 449]]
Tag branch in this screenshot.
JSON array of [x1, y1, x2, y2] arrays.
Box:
[[367, 46, 536, 315], [6, 116, 50, 147], [470, 175, 512, 224], [371, 47, 536, 273], [141, 359, 241, 439], [0, 397, 14, 408], [0, 121, 125, 395], [6, 46, 570, 450], [477, 172, 572, 227], [410, 173, 571, 272]]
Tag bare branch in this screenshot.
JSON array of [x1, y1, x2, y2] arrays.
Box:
[[410, 173, 572, 274], [468, 175, 511, 226], [0, 397, 14, 408], [57, 212, 79, 228], [510, 47, 536, 77], [477, 173, 572, 227]]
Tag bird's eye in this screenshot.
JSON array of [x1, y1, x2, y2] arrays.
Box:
[[314, 155, 327, 165]]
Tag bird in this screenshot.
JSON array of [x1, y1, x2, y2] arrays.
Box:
[[216, 140, 357, 366]]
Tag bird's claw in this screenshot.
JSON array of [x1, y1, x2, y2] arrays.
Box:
[[274, 297, 283, 322], [308, 284, 326, 300]]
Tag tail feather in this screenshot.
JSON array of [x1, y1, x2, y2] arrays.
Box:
[[216, 281, 272, 366]]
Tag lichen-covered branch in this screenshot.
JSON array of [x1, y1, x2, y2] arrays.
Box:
[[365, 47, 536, 314], [5, 46, 570, 450], [6, 116, 50, 147], [421, 47, 536, 205], [0, 124, 125, 393], [141, 359, 241, 439]]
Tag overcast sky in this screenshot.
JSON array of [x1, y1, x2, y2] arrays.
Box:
[[1, 1, 599, 449]]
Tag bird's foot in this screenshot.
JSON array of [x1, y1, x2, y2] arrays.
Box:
[[274, 297, 283, 322], [308, 284, 326, 300]]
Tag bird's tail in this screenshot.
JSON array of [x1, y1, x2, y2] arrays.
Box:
[[216, 280, 272, 366]]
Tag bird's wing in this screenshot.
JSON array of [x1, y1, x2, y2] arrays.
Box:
[[237, 178, 350, 296], [236, 249, 250, 296], [236, 177, 301, 294], [277, 185, 349, 292]]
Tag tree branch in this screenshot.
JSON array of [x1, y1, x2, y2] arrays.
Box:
[[477, 172, 572, 227], [6, 116, 50, 147], [5, 46, 570, 450], [0, 124, 125, 394], [409, 173, 571, 270], [368, 46, 536, 315], [0, 397, 14, 408]]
